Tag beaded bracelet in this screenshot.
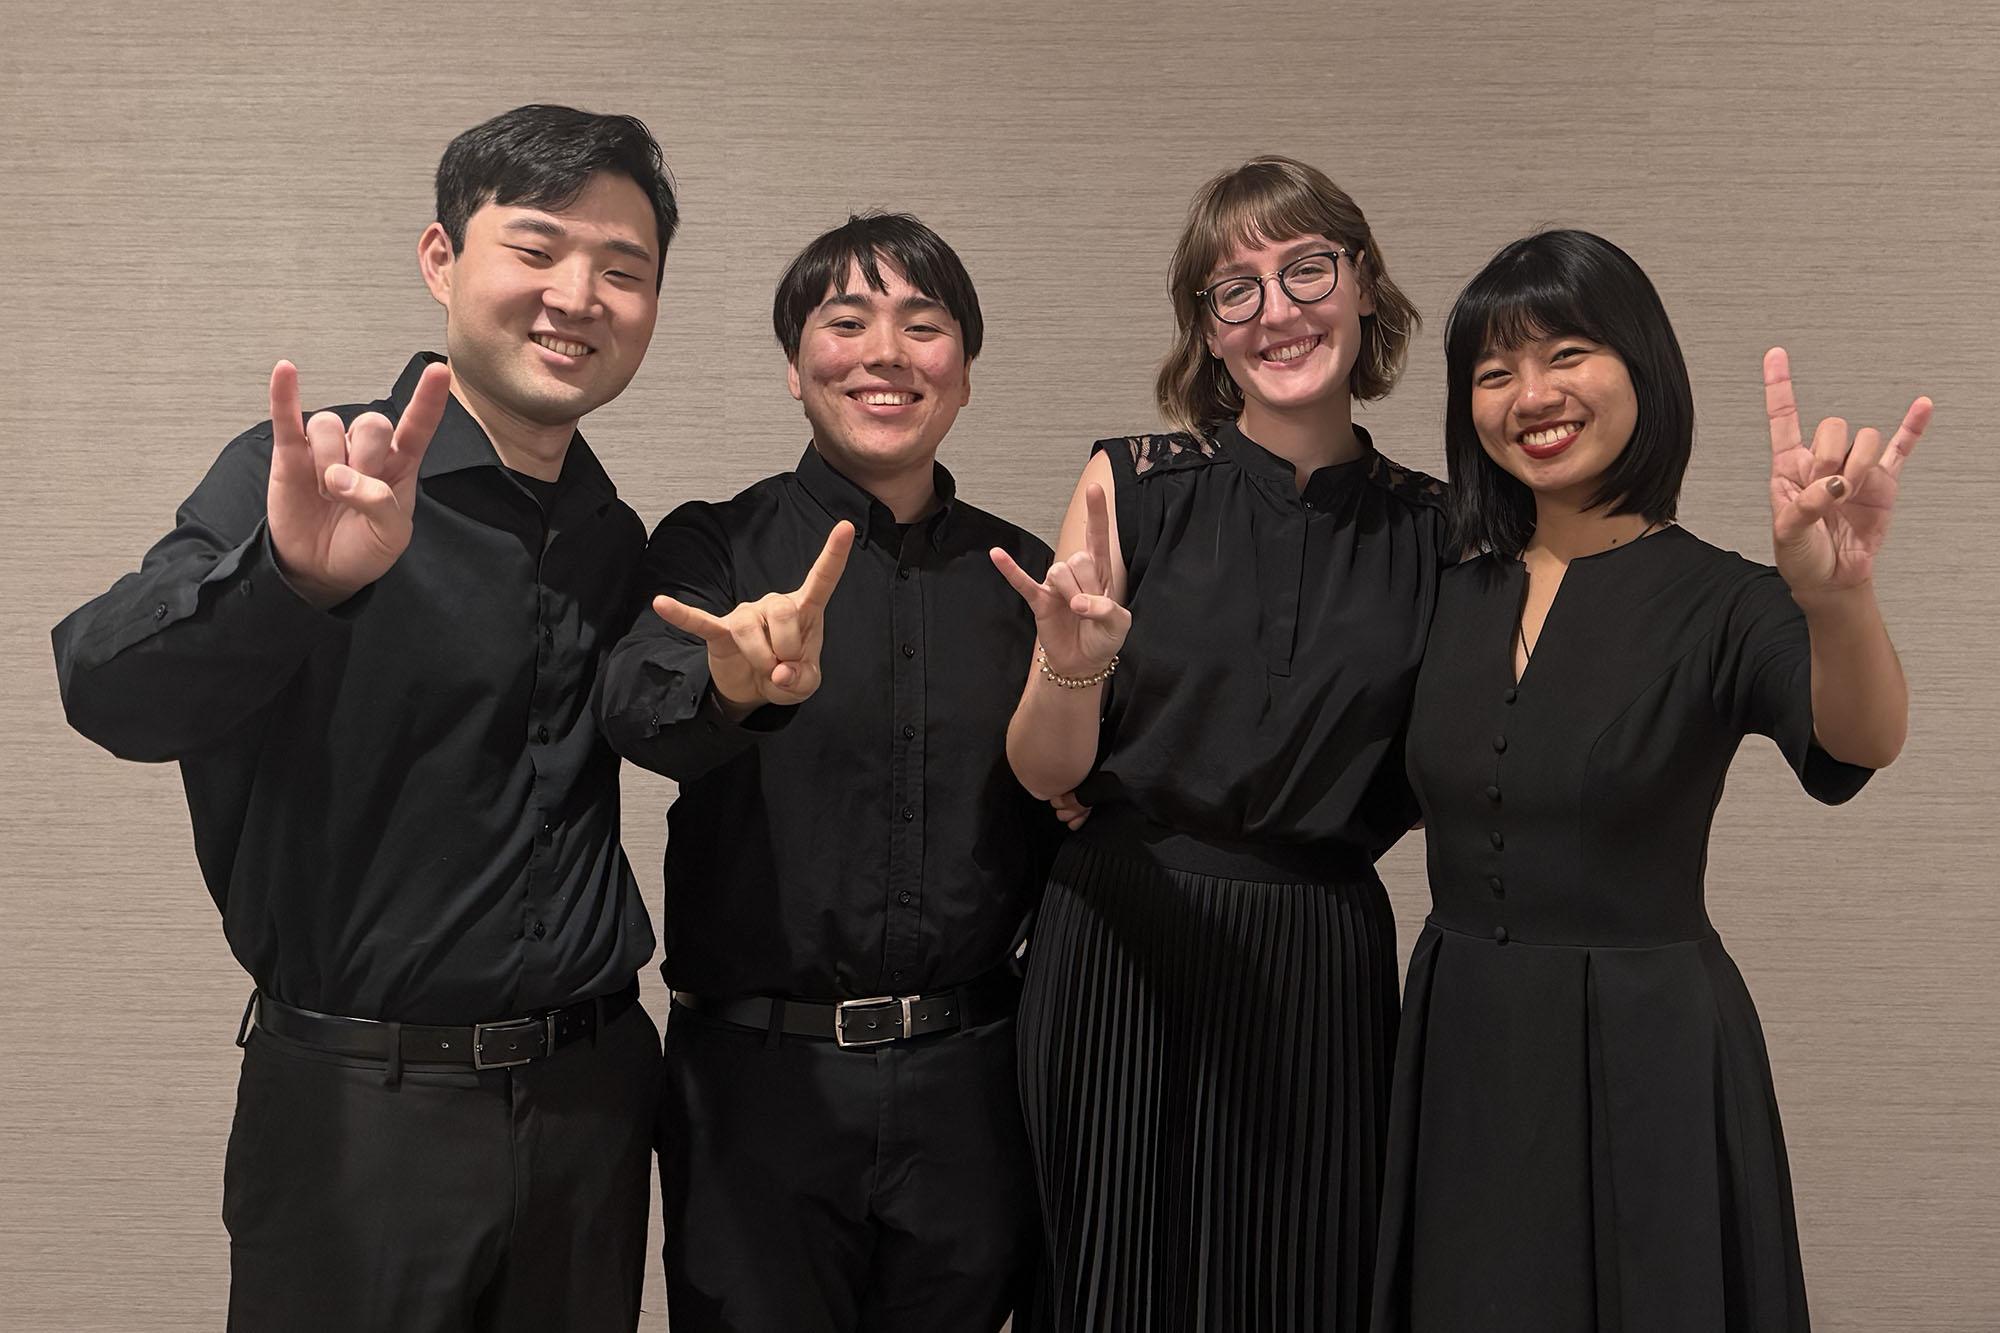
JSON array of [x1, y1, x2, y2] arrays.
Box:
[[1037, 644, 1119, 689]]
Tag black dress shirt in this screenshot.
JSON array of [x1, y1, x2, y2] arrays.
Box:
[[599, 446, 1059, 1001], [52, 353, 656, 1024]]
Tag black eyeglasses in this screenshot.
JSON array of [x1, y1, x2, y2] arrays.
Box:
[[1195, 249, 1354, 324]]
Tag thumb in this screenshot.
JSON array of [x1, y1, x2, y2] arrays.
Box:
[[1774, 475, 1847, 542]]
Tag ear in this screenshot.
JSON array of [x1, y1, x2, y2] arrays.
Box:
[[786, 356, 803, 403], [958, 359, 973, 407], [419, 222, 456, 309], [1354, 250, 1377, 318]]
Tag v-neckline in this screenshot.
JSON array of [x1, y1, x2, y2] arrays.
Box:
[[1508, 559, 1568, 689]]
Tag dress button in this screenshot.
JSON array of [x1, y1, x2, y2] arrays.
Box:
[[1493, 926, 1509, 944], [1488, 875, 1504, 897], [1503, 687, 1518, 704], [1484, 785, 1501, 802], [1489, 830, 1504, 850], [901, 724, 916, 740], [901, 643, 916, 658], [1492, 735, 1507, 753]]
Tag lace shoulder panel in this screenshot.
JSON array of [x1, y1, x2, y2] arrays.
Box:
[[1097, 431, 1220, 478], [1367, 452, 1450, 509]]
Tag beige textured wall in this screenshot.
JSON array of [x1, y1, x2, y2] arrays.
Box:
[[4, 1, 1995, 1328]]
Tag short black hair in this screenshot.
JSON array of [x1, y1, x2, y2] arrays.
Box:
[[1444, 229, 1695, 557], [435, 104, 679, 288], [772, 213, 984, 362]]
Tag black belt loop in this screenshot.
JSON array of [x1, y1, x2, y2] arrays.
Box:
[[764, 998, 786, 1050], [382, 1022, 404, 1088], [235, 990, 258, 1048]]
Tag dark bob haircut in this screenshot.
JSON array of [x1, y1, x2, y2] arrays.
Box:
[[1444, 229, 1694, 557], [435, 104, 679, 288], [772, 213, 984, 362]]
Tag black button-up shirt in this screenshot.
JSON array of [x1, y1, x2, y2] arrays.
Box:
[[600, 446, 1059, 1000], [52, 353, 656, 1023]]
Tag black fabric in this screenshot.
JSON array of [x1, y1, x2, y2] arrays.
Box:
[[224, 997, 660, 1332], [1019, 826, 1399, 1333], [659, 1006, 1040, 1333], [1021, 425, 1448, 1330], [51, 353, 655, 1023], [1080, 420, 1451, 860], [1373, 526, 1874, 1332], [599, 445, 1061, 1000]]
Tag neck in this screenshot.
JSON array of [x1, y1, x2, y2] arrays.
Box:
[[1238, 394, 1361, 490], [816, 444, 939, 524], [1526, 493, 1659, 565], [449, 373, 577, 482]]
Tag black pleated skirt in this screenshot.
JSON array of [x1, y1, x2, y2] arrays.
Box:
[[1017, 810, 1399, 1333]]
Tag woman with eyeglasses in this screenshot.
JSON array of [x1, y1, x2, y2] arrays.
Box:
[[991, 156, 1447, 1331], [1368, 229, 1926, 1331]]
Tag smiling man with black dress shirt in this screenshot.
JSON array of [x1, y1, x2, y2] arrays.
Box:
[[51, 105, 677, 1332], [599, 212, 1056, 1333]]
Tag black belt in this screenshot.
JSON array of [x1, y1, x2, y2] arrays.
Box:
[[245, 981, 641, 1070], [671, 968, 1020, 1049]]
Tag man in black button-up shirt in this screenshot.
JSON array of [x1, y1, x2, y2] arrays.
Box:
[[601, 214, 1057, 1332], [52, 105, 675, 1332]]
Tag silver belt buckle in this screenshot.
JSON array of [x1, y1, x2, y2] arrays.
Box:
[[473, 1013, 556, 1069], [834, 995, 914, 1048]]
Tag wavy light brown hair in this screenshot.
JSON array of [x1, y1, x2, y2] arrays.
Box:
[[1156, 156, 1418, 433]]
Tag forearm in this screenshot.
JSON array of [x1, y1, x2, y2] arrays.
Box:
[[1004, 664, 1105, 800], [1796, 582, 1908, 767], [597, 627, 788, 782]]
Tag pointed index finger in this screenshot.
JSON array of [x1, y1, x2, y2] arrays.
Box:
[[1764, 347, 1803, 458], [795, 521, 855, 608], [385, 362, 452, 484]]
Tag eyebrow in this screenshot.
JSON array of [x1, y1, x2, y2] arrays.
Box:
[[500, 216, 655, 268], [1210, 239, 1338, 282], [819, 292, 954, 321]]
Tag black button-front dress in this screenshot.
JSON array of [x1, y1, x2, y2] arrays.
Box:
[[1372, 525, 1873, 1332], [1017, 420, 1449, 1332]]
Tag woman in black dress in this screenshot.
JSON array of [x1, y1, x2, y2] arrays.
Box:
[[990, 157, 1448, 1330], [1371, 230, 1930, 1331]]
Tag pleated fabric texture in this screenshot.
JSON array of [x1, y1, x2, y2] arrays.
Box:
[[1372, 921, 1811, 1333], [1018, 827, 1399, 1333]]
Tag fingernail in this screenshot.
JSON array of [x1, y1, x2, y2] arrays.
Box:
[[1826, 476, 1848, 499]]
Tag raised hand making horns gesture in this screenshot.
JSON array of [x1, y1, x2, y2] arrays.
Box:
[[990, 481, 1132, 679], [267, 359, 452, 609], [653, 521, 857, 717], [1765, 346, 1932, 596]]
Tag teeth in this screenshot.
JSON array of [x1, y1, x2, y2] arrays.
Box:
[[1263, 337, 1319, 363], [533, 334, 590, 357], [855, 391, 916, 406], [1522, 423, 1579, 447]]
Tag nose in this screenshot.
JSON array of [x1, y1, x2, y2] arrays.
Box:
[[1256, 273, 1303, 326], [1515, 364, 1564, 414], [544, 257, 602, 320], [860, 321, 907, 368]]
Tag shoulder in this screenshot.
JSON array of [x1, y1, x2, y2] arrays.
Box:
[[948, 498, 1053, 565], [1091, 430, 1222, 481], [1364, 450, 1450, 512]]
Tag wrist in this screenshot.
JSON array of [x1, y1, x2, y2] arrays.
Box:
[[1790, 579, 1877, 617], [1036, 643, 1119, 690], [708, 682, 762, 723]]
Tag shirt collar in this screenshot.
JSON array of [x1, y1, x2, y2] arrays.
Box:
[[390, 352, 616, 507], [792, 442, 960, 545], [1215, 418, 1378, 502]]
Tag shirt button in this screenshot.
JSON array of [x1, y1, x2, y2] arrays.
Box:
[[238, 578, 255, 597], [901, 724, 916, 740], [538, 821, 553, 844], [153, 602, 169, 620], [1503, 687, 1518, 704], [536, 725, 550, 744], [901, 643, 916, 658], [531, 921, 547, 941], [1490, 831, 1504, 850], [1484, 785, 1502, 802], [1492, 735, 1507, 753], [543, 627, 555, 648], [897, 567, 911, 581], [901, 805, 916, 822], [1493, 926, 1509, 944], [1488, 875, 1504, 897], [891, 970, 904, 983], [898, 891, 912, 905]]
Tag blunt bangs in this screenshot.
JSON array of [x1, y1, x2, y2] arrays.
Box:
[[1443, 230, 1695, 557]]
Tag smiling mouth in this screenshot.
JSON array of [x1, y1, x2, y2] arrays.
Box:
[[1518, 421, 1582, 458], [532, 333, 593, 358], [850, 390, 921, 406], [1259, 334, 1322, 364]]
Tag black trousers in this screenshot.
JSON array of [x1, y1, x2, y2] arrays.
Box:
[[660, 1003, 1041, 1333], [222, 996, 660, 1332]]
